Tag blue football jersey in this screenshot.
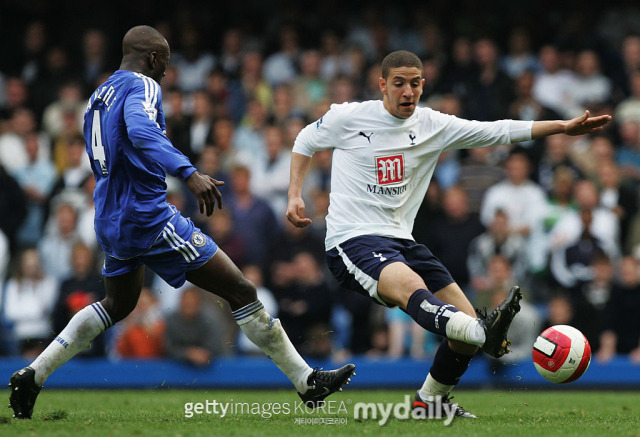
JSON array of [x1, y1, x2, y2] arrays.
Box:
[[84, 70, 196, 259]]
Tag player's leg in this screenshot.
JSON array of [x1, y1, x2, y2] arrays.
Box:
[[185, 249, 354, 406], [377, 262, 486, 347], [9, 264, 144, 419]]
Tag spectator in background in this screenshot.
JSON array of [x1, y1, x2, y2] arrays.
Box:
[[571, 134, 616, 180], [598, 256, 640, 364], [534, 134, 583, 194], [0, 108, 49, 174], [543, 293, 575, 329], [472, 254, 519, 308], [38, 202, 81, 281], [443, 37, 476, 105], [274, 252, 333, 358], [614, 70, 640, 124], [263, 25, 300, 87], [233, 98, 268, 164], [163, 88, 192, 161], [480, 150, 547, 237], [81, 29, 111, 92], [615, 120, 640, 181], [271, 83, 297, 126], [164, 286, 228, 366], [208, 117, 236, 172], [49, 132, 92, 203], [116, 287, 165, 359], [549, 179, 620, 259], [423, 186, 484, 291], [465, 38, 514, 121], [188, 91, 213, 158], [12, 131, 57, 247], [468, 210, 528, 294], [204, 208, 247, 268], [2, 248, 58, 358], [291, 50, 327, 115], [509, 70, 562, 154], [571, 252, 614, 351], [529, 167, 577, 276], [227, 164, 280, 268], [387, 308, 432, 359], [173, 27, 215, 93], [237, 50, 273, 123], [196, 145, 230, 200], [52, 242, 104, 357], [533, 45, 578, 118], [457, 146, 505, 214], [250, 123, 292, 216], [594, 160, 638, 247], [500, 27, 539, 79], [218, 28, 244, 79], [549, 208, 606, 291], [570, 50, 612, 110], [42, 81, 85, 140]]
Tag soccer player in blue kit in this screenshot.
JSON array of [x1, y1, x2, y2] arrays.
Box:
[[9, 25, 354, 419]]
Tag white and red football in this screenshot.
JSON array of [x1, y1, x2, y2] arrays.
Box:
[[532, 325, 592, 384]]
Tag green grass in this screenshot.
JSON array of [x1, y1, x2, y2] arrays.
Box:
[[1, 389, 639, 436]]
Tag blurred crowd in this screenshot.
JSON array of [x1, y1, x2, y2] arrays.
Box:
[[1, 2, 640, 367]]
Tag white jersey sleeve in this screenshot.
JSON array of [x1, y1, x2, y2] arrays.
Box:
[[292, 103, 350, 156], [431, 111, 533, 151]]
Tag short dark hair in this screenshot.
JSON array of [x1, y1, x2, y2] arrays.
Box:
[[381, 50, 423, 78]]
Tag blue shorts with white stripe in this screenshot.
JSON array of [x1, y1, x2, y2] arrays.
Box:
[[102, 211, 218, 288]]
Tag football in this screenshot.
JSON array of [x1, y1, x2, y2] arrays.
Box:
[[532, 325, 592, 384]]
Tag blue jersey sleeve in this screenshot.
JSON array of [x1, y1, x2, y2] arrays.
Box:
[[124, 77, 196, 180]]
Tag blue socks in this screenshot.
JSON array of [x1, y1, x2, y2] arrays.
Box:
[[404, 289, 459, 337]]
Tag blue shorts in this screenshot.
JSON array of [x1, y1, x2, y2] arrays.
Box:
[[326, 235, 455, 307], [102, 212, 218, 288]]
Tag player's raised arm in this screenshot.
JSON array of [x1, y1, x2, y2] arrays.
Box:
[[287, 152, 313, 228], [531, 110, 612, 139]]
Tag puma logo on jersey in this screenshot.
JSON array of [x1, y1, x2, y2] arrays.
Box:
[[359, 131, 374, 143], [372, 252, 387, 262]]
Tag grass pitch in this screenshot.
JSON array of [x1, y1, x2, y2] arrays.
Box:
[[1, 389, 638, 436]]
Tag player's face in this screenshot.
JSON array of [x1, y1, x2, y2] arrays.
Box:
[[380, 67, 424, 119]]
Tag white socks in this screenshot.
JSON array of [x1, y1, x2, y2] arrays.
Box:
[[233, 301, 312, 393], [420, 373, 454, 399], [30, 302, 113, 386], [445, 311, 486, 347]]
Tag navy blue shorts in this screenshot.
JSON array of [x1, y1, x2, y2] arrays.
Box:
[[103, 212, 218, 288], [326, 235, 455, 307]]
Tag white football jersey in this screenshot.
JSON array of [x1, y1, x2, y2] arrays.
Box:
[[293, 100, 533, 250]]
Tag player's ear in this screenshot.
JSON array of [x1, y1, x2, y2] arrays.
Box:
[[148, 51, 158, 69], [379, 77, 387, 95]]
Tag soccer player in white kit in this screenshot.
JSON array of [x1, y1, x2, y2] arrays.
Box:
[[287, 50, 611, 418]]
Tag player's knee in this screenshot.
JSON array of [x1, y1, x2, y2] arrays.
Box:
[[100, 296, 136, 323], [229, 277, 258, 310]]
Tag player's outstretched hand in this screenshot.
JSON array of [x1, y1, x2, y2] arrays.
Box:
[[565, 110, 612, 136], [186, 171, 224, 216], [286, 197, 312, 228]]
